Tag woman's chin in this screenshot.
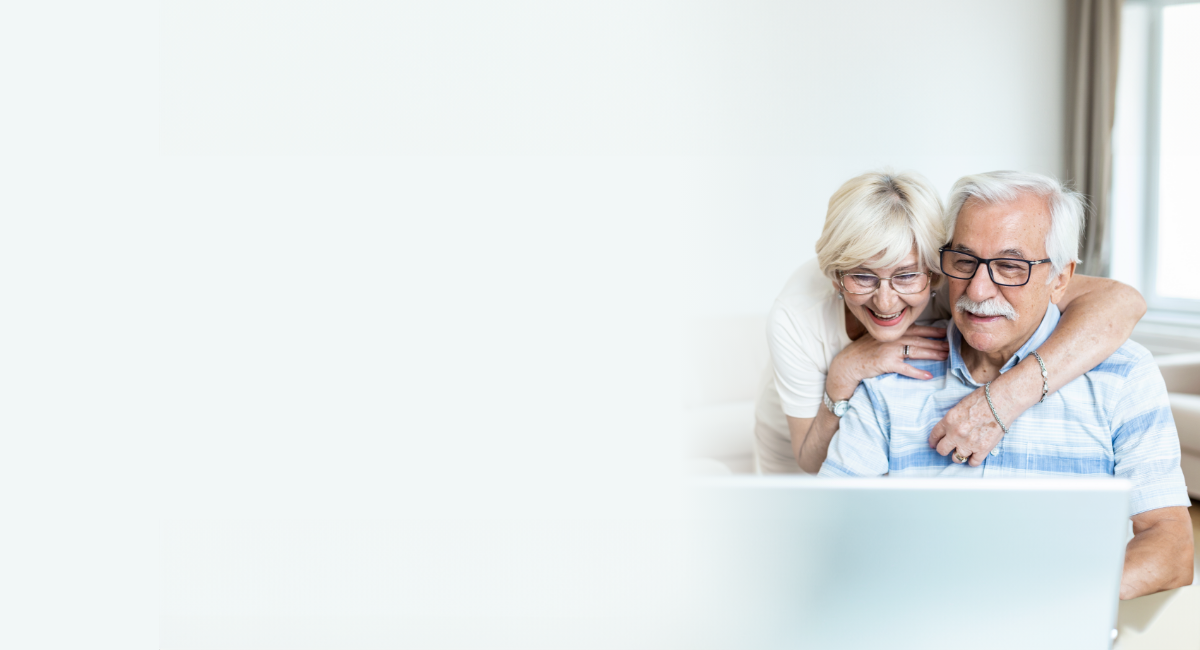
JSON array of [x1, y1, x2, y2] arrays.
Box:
[[867, 328, 906, 343]]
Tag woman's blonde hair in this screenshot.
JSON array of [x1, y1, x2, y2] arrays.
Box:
[[814, 170, 945, 281]]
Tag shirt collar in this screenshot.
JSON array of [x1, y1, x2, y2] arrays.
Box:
[[947, 303, 1061, 387]]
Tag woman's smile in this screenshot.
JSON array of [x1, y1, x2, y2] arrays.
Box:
[[866, 306, 907, 325]]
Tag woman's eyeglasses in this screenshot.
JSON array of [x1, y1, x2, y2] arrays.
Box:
[[837, 270, 932, 295]]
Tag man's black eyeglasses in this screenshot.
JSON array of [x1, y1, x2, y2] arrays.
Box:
[[939, 247, 1051, 287]]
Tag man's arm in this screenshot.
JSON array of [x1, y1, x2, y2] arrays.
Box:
[[1108, 349, 1195, 599], [1122, 506, 1194, 600]]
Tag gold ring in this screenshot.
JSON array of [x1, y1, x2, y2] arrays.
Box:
[[954, 452, 968, 463]]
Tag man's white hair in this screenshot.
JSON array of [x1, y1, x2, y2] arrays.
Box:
[[944, 171, 1085, 283]]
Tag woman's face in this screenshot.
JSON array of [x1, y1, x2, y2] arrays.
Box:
[[834, 249, 932, 343]]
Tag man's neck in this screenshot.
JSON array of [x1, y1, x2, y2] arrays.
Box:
[[960, 344, 1016, 384], [958, 306, 1049, 384]]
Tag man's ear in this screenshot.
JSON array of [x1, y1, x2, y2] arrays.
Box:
[[1049, 261, 1076, 305]]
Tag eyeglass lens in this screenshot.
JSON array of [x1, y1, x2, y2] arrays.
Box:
[[941, 250, 1030, 286], [841, 272, 929, 295]]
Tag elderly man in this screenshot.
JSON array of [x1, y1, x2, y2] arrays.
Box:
[[818, 171, 1193, 600]]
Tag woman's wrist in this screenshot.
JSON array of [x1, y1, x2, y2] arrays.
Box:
[[824, 368, 860, 402], [826, 356, 866, 402], [991, 357, 1043, 415], [825, 380, 859, 403]]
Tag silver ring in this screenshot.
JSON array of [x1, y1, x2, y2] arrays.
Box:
[[954, 452, 967, 463], [904, 344, 911, 358]]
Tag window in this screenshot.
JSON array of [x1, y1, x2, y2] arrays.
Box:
[[1112, 0, 1200, 314]]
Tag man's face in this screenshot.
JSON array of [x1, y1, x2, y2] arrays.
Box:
[[945, 193, 1073, 358]]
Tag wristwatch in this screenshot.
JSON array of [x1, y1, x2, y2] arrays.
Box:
[[823, 392, 851, 417]]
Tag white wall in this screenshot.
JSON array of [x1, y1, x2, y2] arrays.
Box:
[[160, 0, 1069, 319], [671, 1, 1070, 316], [5, 1, 1068, 648]]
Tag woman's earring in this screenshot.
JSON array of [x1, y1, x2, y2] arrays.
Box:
[[931, 290, 937, 298], [838, 291, 844, 300]]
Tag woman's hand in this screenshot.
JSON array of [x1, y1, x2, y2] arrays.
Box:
[[799, 324, 946, 474], [928, 356, 1042, 465], [825, 325, 948, 400]]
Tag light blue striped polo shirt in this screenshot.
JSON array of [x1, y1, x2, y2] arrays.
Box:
[[818, 303, 1190, 516]]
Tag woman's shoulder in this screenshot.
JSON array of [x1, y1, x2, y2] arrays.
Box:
[[774, 258, 836, 308], [769, 258, 839, 341]]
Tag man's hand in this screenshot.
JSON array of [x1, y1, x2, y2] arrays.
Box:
[[1122, 506, 1194, 600]]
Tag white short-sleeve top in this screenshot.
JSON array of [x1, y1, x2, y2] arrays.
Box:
[[754, 258, 948, 474]]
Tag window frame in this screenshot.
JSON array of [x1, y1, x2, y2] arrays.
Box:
[[1129, 0, 1200, 314]]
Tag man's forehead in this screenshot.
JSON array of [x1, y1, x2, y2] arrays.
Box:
[[951, 242, 1032, 258], [952, 195, 1051, 256]]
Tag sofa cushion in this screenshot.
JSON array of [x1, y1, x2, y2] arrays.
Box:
[[1158, 353, 1200, 395], [1170, 393, 1200, 455], [682, 400, 755, 460]]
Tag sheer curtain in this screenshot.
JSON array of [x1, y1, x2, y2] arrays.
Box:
[[1067, 0, 1124, 277]]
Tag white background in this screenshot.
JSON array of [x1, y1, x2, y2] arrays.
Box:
[[0, 1, 1068, 648]]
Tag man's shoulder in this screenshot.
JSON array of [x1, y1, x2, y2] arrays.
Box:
[[856, 360, 949, 420], [1087, 338, 1156, 380], [862, 358, 949, 389]]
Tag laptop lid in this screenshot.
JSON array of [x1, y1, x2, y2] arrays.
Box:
[[683, 476, 1130, 650]]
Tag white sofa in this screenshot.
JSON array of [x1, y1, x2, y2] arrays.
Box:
[[1156, 352, 1200, 499], [680, 316, 764, 474]]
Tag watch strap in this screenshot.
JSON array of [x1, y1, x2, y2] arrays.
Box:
[[823, 392, 848, 417]]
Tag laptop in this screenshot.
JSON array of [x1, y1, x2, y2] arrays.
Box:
[[682, 476, 1130, 650]]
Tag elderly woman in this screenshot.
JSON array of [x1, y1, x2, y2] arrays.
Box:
[[755, 170, 1145, 474]]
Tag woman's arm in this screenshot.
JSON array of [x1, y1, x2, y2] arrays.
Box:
[[788, 414, 829, 474], [929, 275, 1147, 464], [790, 326, 948, 473]]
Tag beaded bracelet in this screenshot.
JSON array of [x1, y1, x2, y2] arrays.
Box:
[[1030, 350, 1049, 403]]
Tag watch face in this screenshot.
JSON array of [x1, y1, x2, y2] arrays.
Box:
[[833, 402, 849, 417]]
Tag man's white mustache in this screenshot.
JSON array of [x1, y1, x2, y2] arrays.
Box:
[[955, 295, 1018, 321]]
